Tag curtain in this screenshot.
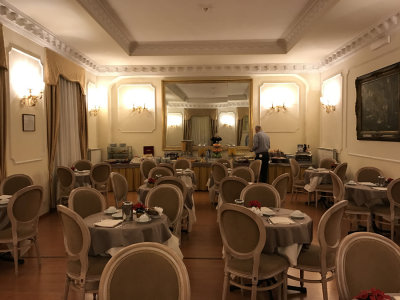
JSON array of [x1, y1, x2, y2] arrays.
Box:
[[191, 116, 211, 145], [183, 108, 217, 143], [210, 119, 217, 141], [236, 118, 244, 146], [0, 24, 7, 181], [183, 119, 192, 140], [77, 91, 88, 159], [55, 77, 82, 167]]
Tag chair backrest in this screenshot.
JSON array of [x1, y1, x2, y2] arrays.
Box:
[[334, 162, 347, 181], [155, 176, 188, 202], [98, 242, 191, 300], [336, 232, 400, 300], [0, 174, 33, 195], [240, 183, 280, 208], [90, 163, 111, 185], [148, 167, 173, 179], [355, 167, 384, 183], [173, 159, 191, 170], [330, 171, 344, 203], [271, 173, 290, 207], [289, 158, 300, 180], [218, 203, 265, 275], [249, 160, 262, 182], [57, 205, 91, 281], [319, 157, 336, 169], [8, 185, 43, 239], [73, 159, 92, 171], [220, 176, 248, 204], [68, 187, 107, 219], [211, 162, 228, 185], [231, 167, 255, 183], [110, 172, 128, 207], [316, 200, 348, 274], [56, 166, 76, 190], [145, 184, 183, 234], [217, 159, 231, 169], [387, 178, 400, 211], [158, 163, 176, 176], [140, 159, 157, 180]]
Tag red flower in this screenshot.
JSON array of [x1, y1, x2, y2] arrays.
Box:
[[355, 288, 391, 300], [248, 200, 261, 209], [148, 178, 156, 184], [133, 203, 146, 211]]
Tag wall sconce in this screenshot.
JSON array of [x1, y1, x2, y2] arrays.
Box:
[[132, 103, 148, 114], [20, 88, 43, 107], [89, 106, 100, 116], [220, 112, 235, 127], [167, 113, 182, 128], [320, 74, 342, 114], [269, 102, 287, 112]]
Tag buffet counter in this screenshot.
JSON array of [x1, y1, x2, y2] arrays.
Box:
[[107, 160, 311, 192]]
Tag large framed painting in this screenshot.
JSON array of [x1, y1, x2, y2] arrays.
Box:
[[356, 62, 400, 141]]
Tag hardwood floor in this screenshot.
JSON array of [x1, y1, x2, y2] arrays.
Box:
[[0, 191, 345, 300]]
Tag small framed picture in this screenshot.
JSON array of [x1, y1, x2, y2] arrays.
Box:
[[22, 114, 35, 132]]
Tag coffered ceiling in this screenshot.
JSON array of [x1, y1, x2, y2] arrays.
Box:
[[1, 0, 400, 74]]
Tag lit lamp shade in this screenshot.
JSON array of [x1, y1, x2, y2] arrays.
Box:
[[167, 113, 183, 127], [320, 74, 342, 113]]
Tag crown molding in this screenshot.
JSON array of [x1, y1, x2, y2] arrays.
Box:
[[0, 0, 97, 71], [283, 0, 340, 52], [321, 11, 400, 68], [76, 0, 133, 55], [168, 100, 249, 109]]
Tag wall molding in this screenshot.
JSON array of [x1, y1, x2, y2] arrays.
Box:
[[348, 152, 400, 164], [1, 0, 399, 76], [321, 11, 400, 68]]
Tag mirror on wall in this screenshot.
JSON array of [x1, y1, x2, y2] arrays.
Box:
[[162, 79, 252, 150]]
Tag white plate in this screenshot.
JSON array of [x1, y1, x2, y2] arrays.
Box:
[[290, 210, 305, 219], [291, 214, 305, 219], [111, 212, 123, 219], [134, 215, 152, 223], [104, 209, 118, 215], [0, 195, 12, 200], [0, 199, 9, 205], [262, 211, 276, 216], [358, 182, 377, 187]]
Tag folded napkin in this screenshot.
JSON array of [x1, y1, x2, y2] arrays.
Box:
[[269, 216, 295, 225], [290, 210, 305, 218], [346, 180, 357, 185], [260, 207, 275, 215], [250, 207, 263, 216], [154, 206, 163, 215], [136, 214, 151, 222], [358, 182, 376, 186], [94, 219, 123, 228], [0, 195, 12, 200]]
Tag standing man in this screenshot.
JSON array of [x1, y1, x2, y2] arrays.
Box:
[[251, 125, 270, 183]]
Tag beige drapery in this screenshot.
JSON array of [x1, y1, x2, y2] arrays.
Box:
[[183, 109, 218, 142], [0, 24, 8, 182], [45, 49, 88, 209], [236, 107, 248, 146]]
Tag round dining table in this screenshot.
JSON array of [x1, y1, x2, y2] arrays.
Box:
[[344, 183, 388, 208], [84, 212, 172, 256], [261, 208, 313, 266]]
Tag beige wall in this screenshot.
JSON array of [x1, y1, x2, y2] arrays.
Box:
[[98, 74, 321, 161], [321, 30, 400, 179]]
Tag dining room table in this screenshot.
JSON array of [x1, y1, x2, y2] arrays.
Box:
[[84, 211, 183, 258], [344, 181, 388, 208], [73, 169, 91, 187], [303, 167, 331, 192], [259, 207, 313, 267]]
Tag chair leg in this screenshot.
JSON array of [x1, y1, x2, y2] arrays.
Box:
[[13, 244, 19, 276], [64, 276, 70, 300], [251, 279, 257, 300], [222, 271, 229, 300], [321, 273, 328, 300], [366, 214, 371, 232], [33, 237, 41, 267], [283, 273, 288, 300], [391, 221, 395, 240], [291, 188, 294, 201], [300, 269, 304, 288]]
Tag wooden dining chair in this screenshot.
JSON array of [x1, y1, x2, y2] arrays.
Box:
[[318, 157, 336, 169], [209, 162, 228, 205], [288, 200, 348, 300], [240, 183, 280, 208], [216, 158, 232, 168], [110, 172, 128, 208], [272, 173, 290, 208], [218, 203, 289, 300], [173, 158, 191, 170], [219, 176, 248, 205], [90, 162, 111, 198], [56, 166, 76, 206], [249, 159, 262, 182], [0, 174, 33, 195], [98, 242, 191, 300], [231, 166, 255, 183], [140, 159, 156, 181], [148, 166, 174, 179], [336, 232, 400, 300], [0, 185, 43, 275], [68, 187, 107, 219], [57, 205, 110, 300], [158, 163, 176, 176], [289, 158, 307, 201], [355, 166, 384, 183], [73, 159, 92, 171]]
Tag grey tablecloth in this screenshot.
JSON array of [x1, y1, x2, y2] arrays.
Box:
[[262, 208, 313, 254], [345, 184, 388, 208], [84, 212, 172, 255], [138, 184, 194, 209], [74, 171, 91, 187]]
